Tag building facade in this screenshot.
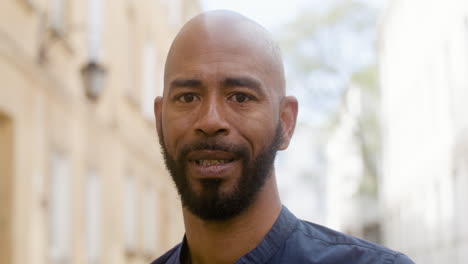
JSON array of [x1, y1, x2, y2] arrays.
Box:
[[0, 0, 199, 264], [379, 0, 468, 262]]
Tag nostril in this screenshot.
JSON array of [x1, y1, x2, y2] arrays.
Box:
[[195, 128, 205, 135], [195, 127, 229, 136]]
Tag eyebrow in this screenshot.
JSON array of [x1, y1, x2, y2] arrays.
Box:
[[169, 78, 202, 89], [222, 77, 262, 94], [168, 76, 265, 95]]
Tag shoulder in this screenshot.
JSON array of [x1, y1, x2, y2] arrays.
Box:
[[150, 243, 182, 264], [278, 219, 414, 264]]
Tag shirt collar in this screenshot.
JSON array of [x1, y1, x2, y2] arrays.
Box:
[[234, 206, 298, 264], [176, 206, 298, 264]]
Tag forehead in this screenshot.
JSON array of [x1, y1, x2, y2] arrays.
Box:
[[166, 52, 268, 83], [165, 32, 276, 90]]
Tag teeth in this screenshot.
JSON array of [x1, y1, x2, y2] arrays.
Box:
[[197, 160, 230, 166]]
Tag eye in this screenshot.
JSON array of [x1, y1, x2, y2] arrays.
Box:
[[230, 93, 252, 103], [178, 93, 197, 103]]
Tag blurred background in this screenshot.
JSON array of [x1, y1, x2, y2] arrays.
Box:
[[1, 0, 467, 263]]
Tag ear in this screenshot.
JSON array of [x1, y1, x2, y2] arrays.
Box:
[[278, 96, 298, 150], [154, 96, 163, 137]]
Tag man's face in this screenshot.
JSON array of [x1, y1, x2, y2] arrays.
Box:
[[155, 18, 295, 221]]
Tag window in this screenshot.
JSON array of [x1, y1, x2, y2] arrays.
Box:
[[19, 0, 35, 9], [125, 10, 138, 103], [50, 0, 68, 34], [49, 153, 71, 263], [143, 187, 158, 253], [167, 0, 182, 26], [87, 0, 103, 61], [124, 175, 137, 250], [86, 170, 100, 264], [465, 16, 468, 79], [141, 43, 158, 119]]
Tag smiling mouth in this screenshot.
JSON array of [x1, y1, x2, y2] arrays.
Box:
[[195, 159, 234, 166], [185, 150, 240, 178]]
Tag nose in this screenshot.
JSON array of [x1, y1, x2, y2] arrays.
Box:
[[194, 97, 229, 137]]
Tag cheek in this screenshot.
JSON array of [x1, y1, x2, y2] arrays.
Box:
[[228, 108, 278, 153], [161, 113, 194, 154]]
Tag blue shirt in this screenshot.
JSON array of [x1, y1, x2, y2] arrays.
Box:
[[151, 206, 414, 264]]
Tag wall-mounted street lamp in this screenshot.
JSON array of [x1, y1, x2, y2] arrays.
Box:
[[37, 10, 107, 102], [81, 61, 107, 101]]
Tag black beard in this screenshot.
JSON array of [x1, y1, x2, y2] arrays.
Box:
[[159, 124, 282, 221]]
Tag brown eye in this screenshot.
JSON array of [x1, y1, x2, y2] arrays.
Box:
[[233, 93, 249, 103], [180, 93, 195, 103]]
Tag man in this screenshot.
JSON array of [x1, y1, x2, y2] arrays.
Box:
[[152, 10, 414, 264]]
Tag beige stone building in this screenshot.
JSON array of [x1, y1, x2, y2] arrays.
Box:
[[0, 0, 199, 263]]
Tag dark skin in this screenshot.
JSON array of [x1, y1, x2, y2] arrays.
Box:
[[154, 11, 298, 264]]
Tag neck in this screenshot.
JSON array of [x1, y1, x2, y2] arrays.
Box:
[[182, 173, 282, 264]]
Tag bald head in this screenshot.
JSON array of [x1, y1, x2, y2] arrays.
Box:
[[155, 10, 298, 224], [164, 10, 286, 97]]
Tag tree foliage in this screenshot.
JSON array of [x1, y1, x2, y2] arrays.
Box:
[[277, 0, 378, 116], [276, 0, 382, 197]]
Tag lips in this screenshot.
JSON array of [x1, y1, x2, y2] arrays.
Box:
[[186, 150, 239, 178], [187, 150, 236, 163], [195, 159, 233, 166]]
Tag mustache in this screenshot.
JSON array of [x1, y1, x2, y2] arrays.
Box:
[[178, 141, 250, 161]]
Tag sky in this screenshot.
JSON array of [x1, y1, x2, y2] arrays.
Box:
[[201, 0, 312, 29], [201, 0, 385, 29]]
